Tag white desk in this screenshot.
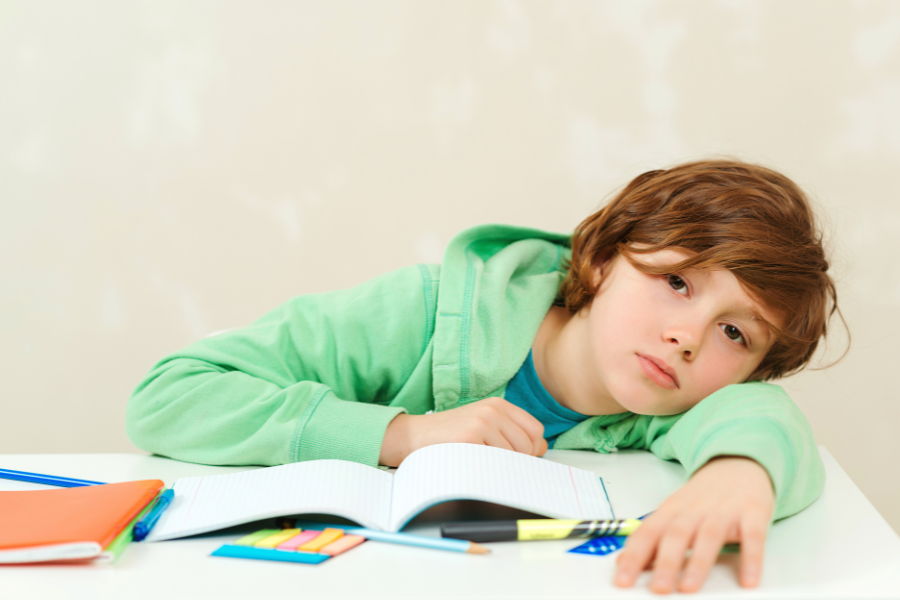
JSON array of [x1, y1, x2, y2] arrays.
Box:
[[1, 448, 898, 599]]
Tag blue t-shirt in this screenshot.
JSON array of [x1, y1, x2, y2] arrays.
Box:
[[504, 350, 590, 448]]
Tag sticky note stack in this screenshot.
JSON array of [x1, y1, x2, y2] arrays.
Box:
[[211, 528, 366, 565]]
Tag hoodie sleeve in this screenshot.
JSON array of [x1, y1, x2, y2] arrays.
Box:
[[126, 265, 434, 468], [553, 382, 825, 521]]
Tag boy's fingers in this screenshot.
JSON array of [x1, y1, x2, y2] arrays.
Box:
[[467, 400, 542, 456], [479, 428, 515, 453], [738, 514, 768, 588], [678, 517, 729, 593], [614, 518, 664, 587], [496, 417, 541, 456], [648, 517, 700, 594], [490, 398, 546, 449]]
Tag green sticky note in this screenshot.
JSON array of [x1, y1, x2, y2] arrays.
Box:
[[234, 529, 281, 546], [101, 499, 157, 563]]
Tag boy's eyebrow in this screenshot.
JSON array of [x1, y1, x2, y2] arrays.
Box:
[[742, 309, 774, 343]]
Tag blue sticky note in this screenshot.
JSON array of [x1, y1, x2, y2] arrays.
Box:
[[211, 544, 330, 564], [568, 536, 626, 556]]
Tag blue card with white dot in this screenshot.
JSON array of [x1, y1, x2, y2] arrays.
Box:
[[568, 514, 650, 556], [567, 535, 626, 556]]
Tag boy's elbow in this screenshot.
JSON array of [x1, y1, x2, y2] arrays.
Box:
[[125, 358, 206, 455], [125, 375, 167, 454]]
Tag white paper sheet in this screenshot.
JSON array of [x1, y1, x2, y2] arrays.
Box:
[[146, 459, 393, 541], [389, 443, 613, 531]]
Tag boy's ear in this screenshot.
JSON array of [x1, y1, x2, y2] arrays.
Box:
[[590, 250, 622, 293], [591, 265, 602, 288], [590, 259, 608, 290]]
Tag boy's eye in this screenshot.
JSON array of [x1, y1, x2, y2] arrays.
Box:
[[720, 324, 746, 346], [667, 274, 688, 295]]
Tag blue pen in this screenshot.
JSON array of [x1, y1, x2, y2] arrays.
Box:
[[0, 468, 106, 488], [133, 488, 175, 541]]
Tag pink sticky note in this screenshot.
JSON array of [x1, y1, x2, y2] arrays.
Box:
[[320, 534, 365, 557], [277, 530, 322, 551]]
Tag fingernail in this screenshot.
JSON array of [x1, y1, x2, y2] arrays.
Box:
[[681, 575, 698, 590], [651, 576, 672, 592], [614, 570, 632, 586], [743, 568, 759, 587]]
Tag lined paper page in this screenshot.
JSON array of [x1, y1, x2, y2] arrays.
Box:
[[146, 460, 393, 541], [389, 444, 613, 532]]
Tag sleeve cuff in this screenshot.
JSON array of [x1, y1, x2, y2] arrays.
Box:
[[676, 418, 825, 522], [289, 388, 407, 466]]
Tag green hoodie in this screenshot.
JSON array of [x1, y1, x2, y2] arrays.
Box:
[[127, 224, 824, 521]]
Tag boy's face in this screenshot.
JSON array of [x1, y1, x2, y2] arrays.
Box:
[[584, 248, 780, 416]]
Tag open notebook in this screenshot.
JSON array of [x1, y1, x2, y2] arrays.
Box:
[[147, 443, 613, 541]]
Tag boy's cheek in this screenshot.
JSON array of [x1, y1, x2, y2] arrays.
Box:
[[688, 357, 751, 403], [594, 348, 720, 416]]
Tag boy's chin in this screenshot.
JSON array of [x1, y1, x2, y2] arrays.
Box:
[[610, 385, 690, 416]]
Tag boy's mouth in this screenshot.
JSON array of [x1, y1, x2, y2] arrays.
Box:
[[636, 354, 679, 390]]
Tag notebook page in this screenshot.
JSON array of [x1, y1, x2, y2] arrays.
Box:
[[389, 443, 612, 532], [146, 460, 393, 541]]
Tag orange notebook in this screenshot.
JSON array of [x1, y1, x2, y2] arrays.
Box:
[[0, 479, 164, 564]]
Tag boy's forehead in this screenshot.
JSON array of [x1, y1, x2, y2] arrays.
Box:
[[630, 246, 691, 263]]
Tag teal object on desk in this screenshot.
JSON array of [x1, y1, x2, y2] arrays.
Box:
[[133, 488, 175, 541], [212, 545, 329, 564]]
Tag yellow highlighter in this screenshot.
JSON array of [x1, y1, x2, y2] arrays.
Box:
[[441, 519, 643, 543]]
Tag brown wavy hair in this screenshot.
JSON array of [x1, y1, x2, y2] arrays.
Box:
[[557, 159, 844, 382]]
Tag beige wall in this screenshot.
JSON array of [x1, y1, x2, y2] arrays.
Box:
[[2, 1, 898, 532]]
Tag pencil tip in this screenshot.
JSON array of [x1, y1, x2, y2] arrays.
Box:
[[468, 542, 491, 554]]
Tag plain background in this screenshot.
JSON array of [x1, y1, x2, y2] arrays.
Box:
[[2, 1, 898, 534]]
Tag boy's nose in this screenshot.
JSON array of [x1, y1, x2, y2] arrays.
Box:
[[663, 325, 701, 359], [667, 336, 693, 359]]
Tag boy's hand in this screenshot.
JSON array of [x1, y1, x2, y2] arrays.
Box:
[[379, 397, 547, 467], [614, 456, 775, 594]]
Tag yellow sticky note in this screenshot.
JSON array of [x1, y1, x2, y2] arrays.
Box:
[[254, 529, 302, 548], [298, 528, 343, 552]]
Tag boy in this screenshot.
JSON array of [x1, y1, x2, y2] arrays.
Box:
[[128, 160, 839, 593]]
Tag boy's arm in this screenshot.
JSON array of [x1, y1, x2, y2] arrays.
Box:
[[615, 454, 775, 593], [625, 382, 823, 592], [555, 381, 824, 592], [126, 265, 434, 467], [645, 381, 824, 520], [556, 381, 825, 520]]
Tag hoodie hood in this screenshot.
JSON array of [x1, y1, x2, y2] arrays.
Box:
[[431, 224, 571, 411]]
